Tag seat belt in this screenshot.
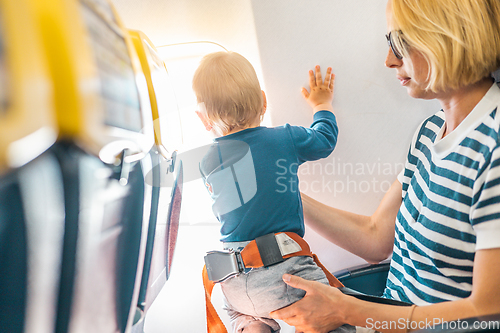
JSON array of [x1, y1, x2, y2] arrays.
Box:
[[203, 268, 228, 333], [202, 232, 344, 333]]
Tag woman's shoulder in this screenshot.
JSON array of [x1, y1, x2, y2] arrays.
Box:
[[410, 110, 445, 144], [419, 110, 445, 130]]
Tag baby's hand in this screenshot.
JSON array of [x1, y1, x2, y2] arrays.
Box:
[[301, 65, 334, 113]]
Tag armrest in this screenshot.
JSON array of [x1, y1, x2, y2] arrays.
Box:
[[334, 260, 391, 297]]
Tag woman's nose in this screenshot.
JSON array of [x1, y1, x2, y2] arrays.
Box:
[[384, 48, 402, 68]]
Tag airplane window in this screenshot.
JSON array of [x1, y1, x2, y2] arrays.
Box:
[[157, 42, 270, 151], [157, 42, 229, 150], [145, 42, 182, 152], [80, 0, 143, 132], [154, 43, 271, 224], [157, 42, 229, 224], [0, 14, 9, 116]]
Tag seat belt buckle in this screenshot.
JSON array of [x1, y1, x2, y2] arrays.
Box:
[[204, 250, 244, 282]]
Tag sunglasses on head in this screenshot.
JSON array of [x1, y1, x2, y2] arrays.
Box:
[[385, 30, 405, 60]]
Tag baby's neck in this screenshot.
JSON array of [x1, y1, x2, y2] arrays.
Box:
[[224, 121, 261, 136]]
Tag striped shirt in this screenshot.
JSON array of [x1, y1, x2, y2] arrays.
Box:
[[383, 83, 500, 305]]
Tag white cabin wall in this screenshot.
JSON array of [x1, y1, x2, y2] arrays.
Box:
[[249, 0, 440, 270]]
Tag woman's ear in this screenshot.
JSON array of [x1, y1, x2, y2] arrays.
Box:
[[195, 111, 213, 131]]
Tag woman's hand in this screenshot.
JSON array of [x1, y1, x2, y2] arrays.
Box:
[[302, 65, 335, 113], [270, 274, 347, 333]]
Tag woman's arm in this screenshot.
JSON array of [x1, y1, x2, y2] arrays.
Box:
[[302, 179, 402, 263], [271, 247, 500, 333]]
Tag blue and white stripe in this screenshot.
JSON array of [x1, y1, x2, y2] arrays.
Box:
[[384, 83, 500, 305]]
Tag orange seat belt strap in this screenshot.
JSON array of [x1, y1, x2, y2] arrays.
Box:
[[239, 232, 344, 288], [312, 253, 343, 288], [203, 232, 343, 332], [203, 265, 228, 333], [283, 232, 343, 288]]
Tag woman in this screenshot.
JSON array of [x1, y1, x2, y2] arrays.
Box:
[[270, 0, 500, 332]]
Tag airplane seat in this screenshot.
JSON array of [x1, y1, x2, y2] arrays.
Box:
[[130, 155, 183, 333], [0, 0, 64, 331], [132, 148, 162, 325], [49, 140, 148, 333], [22, 0, 157, 331], [335, 260, 500, 333], [164, 158, 183, 281], [493, 68, 500, 86], [0, 151, 67, 333], [116, 154, 149, 330], [118, 161, 149, 331], [127, 30, 184, 332], [334, 260, 390, 297], [47, 130, 152, 333], [0, 171, 28, 333]]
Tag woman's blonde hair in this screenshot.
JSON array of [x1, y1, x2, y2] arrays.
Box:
[[390, 0, 500, 92], [192, 51, 263, 135]]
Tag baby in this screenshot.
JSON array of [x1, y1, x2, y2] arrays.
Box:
[[194, 51, 338, 332]]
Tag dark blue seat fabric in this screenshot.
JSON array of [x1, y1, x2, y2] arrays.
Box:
[[131, 155, 183, 333], [135, 150, 161, 315], [51, 142, 147, 333], [335, 261, 390, 297], [116, 154, 148, 332], [0, 149, 67, 333], [0, 172, 27, 333]]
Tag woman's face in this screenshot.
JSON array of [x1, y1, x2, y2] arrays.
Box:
[[385, 0, 438, 100]]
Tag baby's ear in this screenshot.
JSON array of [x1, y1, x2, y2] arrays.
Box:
[[195, 111, 213, 131], [261, 90, 267, 115]]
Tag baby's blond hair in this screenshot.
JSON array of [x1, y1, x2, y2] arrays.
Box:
[[192, 52, 264, 135], [390, 0, 500, 92]]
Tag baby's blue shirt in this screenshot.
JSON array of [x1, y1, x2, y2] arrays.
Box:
[[199, 111, 338, 242]]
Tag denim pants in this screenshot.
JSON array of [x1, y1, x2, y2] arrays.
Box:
[[220, 255, 355, 333]]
